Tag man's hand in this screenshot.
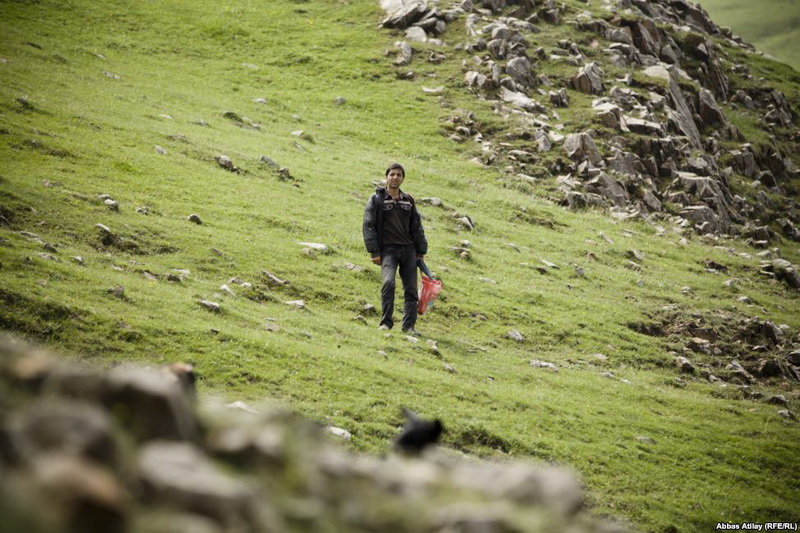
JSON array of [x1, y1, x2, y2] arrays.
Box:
[[417, 254, 425, 262], [371, 256, 381, 265]]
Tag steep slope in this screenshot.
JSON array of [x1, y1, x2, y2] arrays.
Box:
[[1, 0, 799, 531]]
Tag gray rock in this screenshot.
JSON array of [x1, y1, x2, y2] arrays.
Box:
[[507, 330, 525, 342], [570, 62, 604, 94], [698, 88, 726, 127], [395, 41, 413, 66], [259, 155, 280, 168], [530, 360, 559, 372], [188, 214, 203, 225], [563, 133, 603, 166], [405, 25, 428, 42], [549, 88, 569, 107], [107, 365, 198, 442], [138, 441, 263, 529], [767, 395, 788, 406], [506, 56, 535, 88], [587, 172, 628, 206], [643, 67, 702, 148], [674, 356, 695, 373], [29, 454, 128, 533], [380, 0, 430, 29], [197, 300, 220, 313], [500, 87, 543, 112], [623, 116, 662, 135], [15, 399, 117, 463], [450, 462, 583, 515]]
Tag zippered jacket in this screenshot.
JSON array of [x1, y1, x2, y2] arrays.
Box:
[[362, 187, 428, 257]]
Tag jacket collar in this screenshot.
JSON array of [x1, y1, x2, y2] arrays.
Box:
[[378, 187, 408, 201]]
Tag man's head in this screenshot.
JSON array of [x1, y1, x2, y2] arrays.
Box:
[[385, 162, 405, 191], [385, 162, 405, 178]]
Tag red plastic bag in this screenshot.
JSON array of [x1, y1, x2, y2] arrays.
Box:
[[418, 275, 443, 315]]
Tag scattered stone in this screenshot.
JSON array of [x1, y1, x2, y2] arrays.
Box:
[[635, 436, 655, 445], [326, 426, 352, 440], [507, 330, 525, 342], [199, 300, 220, 313], [104, 199, 119, 211], [106, 286, 125, 299], [343, 262, 365, 272], [530, 360, 558, 372], [674, 356, 695, 373], [427, 339, 440, 355], [285, 300, 305, 309], [187, 214, 203, 225], [226, 401, 259, 414], [767, 395, 788, 406], [215, 155, 238, 172], [261, 270, 288, 286], [297, 242, 328, 251], [778, 410, 797, 421], [154, 145, 167, 155]]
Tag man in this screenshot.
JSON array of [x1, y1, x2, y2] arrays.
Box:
[[362, 163, 428, 334]]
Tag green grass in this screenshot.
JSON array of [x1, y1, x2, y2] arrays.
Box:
[[2, 1, 800, 531], [695, 0, 800, 70]]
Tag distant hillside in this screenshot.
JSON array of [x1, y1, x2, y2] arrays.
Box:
[[696, 0, 800, 70]]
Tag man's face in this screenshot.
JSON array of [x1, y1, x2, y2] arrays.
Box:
[[386, 169, 404, 189]]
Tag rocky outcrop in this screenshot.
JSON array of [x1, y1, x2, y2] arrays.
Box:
[[380, 0, 799, 240], [0, 337, 625, 533]]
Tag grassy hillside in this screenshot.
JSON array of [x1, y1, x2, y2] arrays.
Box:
[[1, 1, 799, 531], [695, 0, 800, 70]]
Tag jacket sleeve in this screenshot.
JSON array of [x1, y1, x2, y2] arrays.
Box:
[[362, 195, 380, 255], [412, 201, 428, 255]]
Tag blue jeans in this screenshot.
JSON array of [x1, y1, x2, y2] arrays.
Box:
[[380, 244, 418, 330]]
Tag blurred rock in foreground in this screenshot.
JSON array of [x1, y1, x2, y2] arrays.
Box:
[[0, 335, 628, 533]]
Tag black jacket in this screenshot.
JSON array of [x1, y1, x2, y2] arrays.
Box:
[[363, 187, 428, 257]]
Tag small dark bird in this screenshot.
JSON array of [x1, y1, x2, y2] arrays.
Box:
[[394, 408, 443, 455]]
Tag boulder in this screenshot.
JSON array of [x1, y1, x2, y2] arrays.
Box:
[[549, 88, 569, 107], [380, 0, 430, 29], [506, 56, 535, 89], [698, 88, 726, 127], [500, 87, 543, 112], [570, 62, 604, 94], [15, 400, 118, 463], [29, 454, 129, 533], [106, 366, 198, 442], [643, 67, 702, 148], [563, 133, 603, 166], [587, 172, 629, 206], [138, 441, 263, 529]]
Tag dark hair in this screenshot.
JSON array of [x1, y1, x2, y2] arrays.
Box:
[[385, 163, 405, 177]]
